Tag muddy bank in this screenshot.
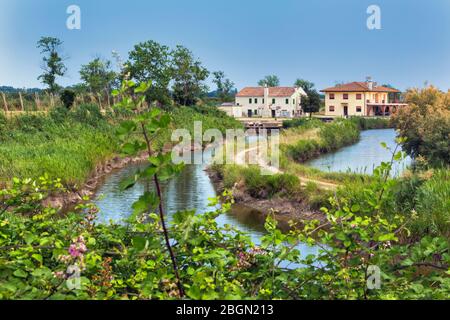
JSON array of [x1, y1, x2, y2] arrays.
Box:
[[206, 167, 327, 226]]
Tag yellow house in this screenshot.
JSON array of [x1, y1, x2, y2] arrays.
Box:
[[321, 79, 407, 117]]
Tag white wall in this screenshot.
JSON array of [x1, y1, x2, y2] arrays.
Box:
[[235, 88, 304, 118]]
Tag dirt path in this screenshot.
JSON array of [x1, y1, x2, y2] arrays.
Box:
[[235, 146, 339, 191]]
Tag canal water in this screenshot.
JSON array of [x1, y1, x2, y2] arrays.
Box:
[[306, 129, 411, 176], [93, 129, 408, 257]]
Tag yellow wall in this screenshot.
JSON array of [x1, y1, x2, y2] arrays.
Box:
[[324, 92, 388, 116]]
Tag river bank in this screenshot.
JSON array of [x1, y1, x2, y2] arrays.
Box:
[[206, 119, 409, 228]]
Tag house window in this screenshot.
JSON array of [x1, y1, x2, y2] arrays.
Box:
[[329, 106, 335, 112], [285, 98, 289, 104], [356, 106, 362, 112], [293, 99, 295, 104], [255, 98, 258, 104], [254, 109, 258, 115], [249, 98, 252, 104], [343, 94, 349, 100], [272, 98, 276, 104], [262, 99, 265, 104], [356, 94, 362, 100], [329, 93, 335, 100]]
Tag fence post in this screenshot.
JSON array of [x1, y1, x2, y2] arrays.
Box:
[[34, 92, 41, 110], [19, 92, 25, 111], [1, 92, 8, 112]]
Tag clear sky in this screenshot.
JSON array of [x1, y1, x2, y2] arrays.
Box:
[[0, 0, 449, 91]]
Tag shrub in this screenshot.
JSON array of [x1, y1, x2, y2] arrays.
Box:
[[349, 116, 392, 130], [414, 170, 450, 237], [60, 89, 76, 109], [282, 118, 322, 129], [71, 104, 105, 127], [284, 140, 321, 162]]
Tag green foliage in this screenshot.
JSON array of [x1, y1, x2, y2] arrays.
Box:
[[171, 45, 209, 106], [284, 119, 360, 162], [79, 58, 116, 94], [212, 71, 235, 102], [413, 170, 450, 237], [126, 40, 173, 105], [282, 117, 322, 129], [391, 86, 450, 166], [60, 89, 76, 109], [1, 157, 448, 300], [217, 165, 301, 199], [36, 37, 67, 93], [349, 116, 392, 130], [0, 106, 115, 186], [258, 75, 280, 87]]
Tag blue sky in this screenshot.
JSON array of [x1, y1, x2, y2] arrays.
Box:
[[0, 0, 449, 91]]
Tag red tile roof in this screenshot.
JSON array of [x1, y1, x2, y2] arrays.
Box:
[[236, 87, 296, 97], [321, 82, 400, 93]]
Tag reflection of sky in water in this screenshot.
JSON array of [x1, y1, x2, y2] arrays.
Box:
[[93, 139, 320, 263], [306, 129, 411, 177], [93, 129, 407, 267]]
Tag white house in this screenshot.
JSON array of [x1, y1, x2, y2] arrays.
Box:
[[217, 102, 243, 118], [234, 86, 306, 118]]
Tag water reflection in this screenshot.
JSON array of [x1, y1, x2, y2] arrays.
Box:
[[306, 129, 411, 176]]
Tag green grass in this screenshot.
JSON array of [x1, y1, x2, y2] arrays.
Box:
[[212, 164, 331, 209], [0, 105, 117, 187], [0, 104, 243, 188]]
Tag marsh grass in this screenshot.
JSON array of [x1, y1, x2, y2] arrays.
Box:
[[0, 104, 243, 188]]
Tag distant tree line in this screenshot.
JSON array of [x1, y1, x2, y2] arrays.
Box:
[[30, 37, 237, 108]]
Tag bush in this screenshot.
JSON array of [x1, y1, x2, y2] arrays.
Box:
[[414, 170, 450, 237], [60, 89, 76, 109], [349, 116, 392, 130], [282, 118, 322, 129], [284, 140, 321, 162], [71, 104, 105, 128]]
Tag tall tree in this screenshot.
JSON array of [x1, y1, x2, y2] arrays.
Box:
[[171, 45, 209, 106], [80, 58, 116, 95], [125, 40, 173, 105], [296, 80, 321, 118], [258, 75, 280, 87], [294, 78, 315, 92], [212, 71, 235, 101], [301, 90, 322, 118], [391, 86, 450, 166], [37, 37, 67, 93]]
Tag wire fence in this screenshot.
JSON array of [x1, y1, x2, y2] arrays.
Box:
[[0, 91, 116, 113]]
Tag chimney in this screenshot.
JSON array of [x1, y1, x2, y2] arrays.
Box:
[[264, 84, 269, 103], [366, 76, 374, 91]]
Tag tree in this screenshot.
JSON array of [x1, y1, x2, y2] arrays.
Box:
[[391, 86, 450, 166], [302, 90, 322, 118], [258, 75, 280, 87], [171, 45, 209, 106], [294, 79, 315, 92], [212, 71, 235, 101], [37, 37, 67, 94], [79, 58, 116, 95], [125, 40, 173, 105], [295, 79, 321, 118]]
